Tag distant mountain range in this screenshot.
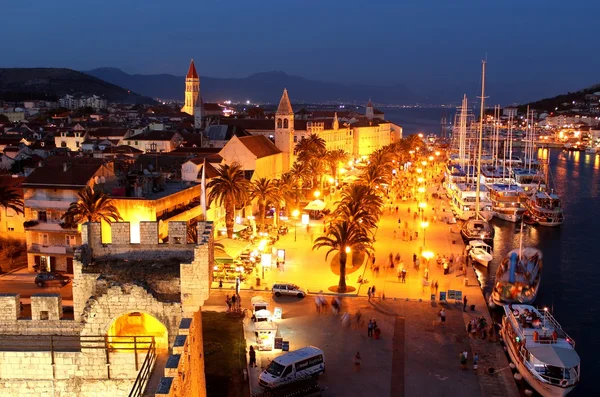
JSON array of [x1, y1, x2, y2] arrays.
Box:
[[0, 68, 155, 104], [85, 68, 581, 106], [84, 68, 423, 104], [519, 83, 600, 113]]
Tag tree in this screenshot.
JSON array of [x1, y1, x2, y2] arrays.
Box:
[[276, 173, 304, 215], [61, 186, 122, 227], [206, 163, 251, 238], [325, 149, 350, 182], [313, 221, 372, 292], [0, 186, 24, 215], [250, 178, 281, 229], [247, 107, 265, 118], [294, 133, 326, 163], [334, 184, 383, 235]]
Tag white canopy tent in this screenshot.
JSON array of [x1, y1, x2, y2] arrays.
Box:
[[304, 199, 326, 211]]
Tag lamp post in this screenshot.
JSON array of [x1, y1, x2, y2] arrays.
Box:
[[421, 221, 429, 248], [292, 209, 299, 242]]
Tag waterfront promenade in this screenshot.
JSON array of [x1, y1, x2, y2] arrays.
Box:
[[212, 162, 520, 397]]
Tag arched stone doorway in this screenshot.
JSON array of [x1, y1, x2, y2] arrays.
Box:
[[106, 311, 169, 351]]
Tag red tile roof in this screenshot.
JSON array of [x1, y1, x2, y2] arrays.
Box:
[[186, 59, 199, 79], [22, 160, 104, 190], [237, 135, 281, 159]]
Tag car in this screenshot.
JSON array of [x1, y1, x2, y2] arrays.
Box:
[[34, 272, 71, 287], [272, 282, 306, 298]]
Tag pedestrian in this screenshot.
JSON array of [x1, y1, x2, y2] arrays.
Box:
[[413, 253, 417, 266], [401, 266, 406, 283], [467, 320, 472, 336], [443, 261, 449, 275], [397, 269, 402, 282], [367, 287, 372, 301], [393, 230, 397, 239], [473, 352, 479, 370], [460, 352, 467, 370], [367, 320, 373, 337], [371, 285, 376, 297], [395, 253, 401, 264], [424, 267, 429, 281], [226, 294, 232, 312], [231, 294, 237, 311], [395, 206, 399, 213], [463, 295, 468, 312], [249, 345, 257, 367], [439, 308, 446, 326], [315, 296, 321, 314], [421, 277, 427, 292], [354, 352, 362, 371], [371, 255, 376, 266], [470, 319, 477, 338]]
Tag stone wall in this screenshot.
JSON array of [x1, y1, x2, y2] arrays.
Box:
[[0, 378, 135, 397], [155, 311, 207, 397], [140, 221, 159, 244], [31, 294, 62, 321]]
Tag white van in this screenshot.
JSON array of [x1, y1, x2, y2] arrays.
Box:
[[258, 346, 325, 388]]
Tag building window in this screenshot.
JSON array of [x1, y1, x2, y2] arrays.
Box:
[[76, 141, 80, 148], [38, 211, 47, 222], [283, 119, 289, 128], [294, 136, 298, 143], [135, 141, 138, 146], [61, 141, 67, 148], [65, 235, 76, 246], [277, 118, 282, 128], [40, 234, 49, 246], [8, 227, 14, 232]]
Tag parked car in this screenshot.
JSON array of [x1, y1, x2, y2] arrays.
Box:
[[272, 282, 306, 298], [34, 272, 71, 287]]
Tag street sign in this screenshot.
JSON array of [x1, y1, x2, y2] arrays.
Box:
[[439, 291, 447, 301], [274, 337, 283, 349], [273, 307, 283, 320]]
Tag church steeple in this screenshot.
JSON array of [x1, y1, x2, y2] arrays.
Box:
[[277, 88, 293, 115], [275, 88, 294, 172], [366, 99, 374, 120], [333, 112, 339, 130], [181, 59, 200, 115]]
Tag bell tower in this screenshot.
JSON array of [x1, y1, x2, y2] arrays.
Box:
[[275, 88, 294, 172], [366, 99, 374, 120], [181, 59, 200, 116]]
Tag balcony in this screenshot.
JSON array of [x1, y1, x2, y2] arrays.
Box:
[[24, 221, 77, 232], [28, 244, 74, 255]]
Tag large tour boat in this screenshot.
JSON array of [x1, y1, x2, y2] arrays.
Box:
[[524, 190, 564, 227], [501, 305, 580, 396], [490, 247, 542, 307], [488, 183, 527, 222]]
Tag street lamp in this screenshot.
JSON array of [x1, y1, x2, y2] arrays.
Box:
[[345, 246, 353, 269], [417, 177, 424, 184], [292, 209, 300, 242], [314, 190, 321, 199], [421, 221, 429, 247]]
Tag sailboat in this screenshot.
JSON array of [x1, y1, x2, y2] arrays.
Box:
[[489, 222, 543, 307], [461, 60, 495, 245]]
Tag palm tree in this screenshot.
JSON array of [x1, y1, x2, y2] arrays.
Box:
[[295, 133, 326, 163], [325, 149, 349, 182], [313, 220, 372, 292], [61, 186, 122, 227], [0, 186, 23, 215], [206, 163, 251, 238], [251, 178, 281, 229], [276, 173, 303, 216], [359, 165, 390, 189], [335, 184, 383, 235], [290, 161, 309, 189]]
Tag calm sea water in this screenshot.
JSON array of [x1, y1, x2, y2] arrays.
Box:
[[387, 108, 598, 396]]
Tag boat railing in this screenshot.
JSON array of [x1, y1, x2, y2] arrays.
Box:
[[540, 311, 575, 347], [518, 350, 579, 387]]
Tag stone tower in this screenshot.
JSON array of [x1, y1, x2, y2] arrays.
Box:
[[193, 93, 203, 130], [181, 59, 200, 116], [333, 112, 339, 130], [275, 88, 294, 172], [366, 99, 374, 120]]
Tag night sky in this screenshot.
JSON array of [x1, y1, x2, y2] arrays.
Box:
[[3, 0, 599, 94]]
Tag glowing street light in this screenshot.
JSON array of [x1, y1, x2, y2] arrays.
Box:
[[428, 156, 434, 161], [417, 187, 425, 194], [421, 161, 427, 166], [417, 177, 424, 184], [435, 151, 440, 156], [314, 190, 321, 199], [416, 168, 422, 173], [418, 202, 427, 209]]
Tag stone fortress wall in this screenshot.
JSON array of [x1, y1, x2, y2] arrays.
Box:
[[0, 220, 213, 397]]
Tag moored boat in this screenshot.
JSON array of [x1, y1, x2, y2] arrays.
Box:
[[524, 190, 564, 227], [490, 247, 542, 306], [461, 218, 495, 245], [466, 239, 493, 266], [488, 183, 527, 222], [501, 305, 580, 396]]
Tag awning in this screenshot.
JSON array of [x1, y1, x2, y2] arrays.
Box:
[[214, 238, 251, 260], [528, 345, 580, 368], [304, 199, 326, 211]]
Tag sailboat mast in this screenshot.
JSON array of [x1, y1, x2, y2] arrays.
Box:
[[508, 114, 514, 187], [475, 60, 486, 219]]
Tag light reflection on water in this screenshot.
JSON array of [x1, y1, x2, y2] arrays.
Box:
[[473, 149, 599, 397]]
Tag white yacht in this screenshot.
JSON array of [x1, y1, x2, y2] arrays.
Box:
[[449, 183, 494, 221], [501, 305, 580, 396], [466, 240, 493, 266]]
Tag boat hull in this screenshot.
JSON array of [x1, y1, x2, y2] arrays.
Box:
[[494, 211, 522, 223], [501, 326, 576, 397]]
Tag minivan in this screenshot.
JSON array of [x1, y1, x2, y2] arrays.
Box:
[[258, 346, 325, 388], [272, 282, 306, 298]]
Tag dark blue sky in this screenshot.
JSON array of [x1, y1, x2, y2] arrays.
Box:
[[2, 0, 599, 93]]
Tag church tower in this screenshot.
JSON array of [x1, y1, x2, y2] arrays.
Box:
[[181, 59, 200, 116], [275, 88, 294, 172], [193, 94, 203, 130], [333, 112, 339, 130], [366, 99, 374, 120]]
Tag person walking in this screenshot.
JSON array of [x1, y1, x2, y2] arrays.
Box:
[[439, 308, 446, 326], [460, 352, 467, 370], [393, 230, 397, 239], [371, 285, 377, 297], [226, 295, 232, 312], [424, 267, 429, 281], [249, 345, 257, 368], [354, 352, 362, 371], [367, 287, 372, 301], [463, 295, 468, 312], [412, 253, 417, 267], [473, 352, 479, 370], [397, 269, 402, 283], [401, 266, 407, 283], [367, 320, 373, 337]]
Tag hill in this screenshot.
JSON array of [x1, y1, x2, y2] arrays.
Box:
[[518, 83, 600, 113], [85, 68, 423, 104], [0, 68, 156, 104]]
